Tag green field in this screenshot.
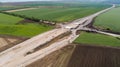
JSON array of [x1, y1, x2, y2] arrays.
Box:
[[74, 32, 120, 47], [94, 7, 120, 33], [0, 7, 13, 11], [0, 13, 23, 24], [22, 2, 110, 8], [0, 13, 53, 37], [0, 5, 33, 12], [13, 5, 108, 23], [0, 6, 25, 11]]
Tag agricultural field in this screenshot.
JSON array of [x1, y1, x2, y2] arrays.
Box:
[[74, 32, 120, 47], [0, 7, 14, 11], [116, 4, 120, 7], [22, 2, 110, 8], [0, 13, 53, 37], [0, 6, 27, 11], [12, 4, 109, 23], [27, 44, 120, 67], [94, 7, 120, 33], [0, 1, 120, 67], [67, 45, 120, 67]]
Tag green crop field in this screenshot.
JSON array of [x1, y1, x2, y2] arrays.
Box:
[[116, 4, 120, 7], [13, 7, 99, 22], [13, 4, 109, 23], [0, 6, 20, 11], [0, 7, 21, 11], [0, 13, 23, 24], [0, 7, 13, 11], [13, 7, 104, 23], [74, 32, 120, 47], [0, 13, 53, 37], [0, 6, 31, 11], [94, 7, 120, 33]]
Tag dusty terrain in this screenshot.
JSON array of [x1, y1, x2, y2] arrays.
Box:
[[0, 35, 28, 52], [27, 44, 120, 67], [0, 5, 118, 66], [67, 44, 120, 67], [27, 45, 75, 67]]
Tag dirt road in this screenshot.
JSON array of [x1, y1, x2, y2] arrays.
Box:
[[0, 28, 69, 66], [80, 27, 120, 37], [5, 8, 38, 12]]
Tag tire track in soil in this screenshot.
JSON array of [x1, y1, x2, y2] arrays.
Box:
[[67, 44, 120, 67]]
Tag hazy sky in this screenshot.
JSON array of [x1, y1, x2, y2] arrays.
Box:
[[0, 0, 107, 2], [0, 0, 54, 2]]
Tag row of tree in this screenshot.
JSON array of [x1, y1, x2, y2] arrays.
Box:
[[0, 11, 56, 25]]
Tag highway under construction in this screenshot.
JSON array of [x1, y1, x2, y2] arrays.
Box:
[[0, 4, 119, 67]]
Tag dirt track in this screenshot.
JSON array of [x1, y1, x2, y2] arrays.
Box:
[[5, 8, 38, 12], [27, 44, 120, 67], [27, 45, 75, 67], [0, 35, 28, 52]]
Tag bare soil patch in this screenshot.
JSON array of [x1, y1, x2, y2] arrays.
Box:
[[27, 44, 120, 67], [0, 35, 28, 52], [67, 44, 120, 67], [27, 45, 75, 67]]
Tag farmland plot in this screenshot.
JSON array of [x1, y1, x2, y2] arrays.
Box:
[[74, 32, 120, 47], [0, 6, 27, 11], [27, 44, 120, 67], [94, 7, 120, 33], [0, 13, 53, 37], [13, 6, 107, 23], [67, 45, 120, 67]]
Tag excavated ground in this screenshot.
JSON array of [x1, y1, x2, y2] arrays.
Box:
[[27, 45, 75, 67], [27, 44, 120, 67], [0, 35, 28, 52]]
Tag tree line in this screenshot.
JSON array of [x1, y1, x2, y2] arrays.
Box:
[[0, 11, 56, 25]]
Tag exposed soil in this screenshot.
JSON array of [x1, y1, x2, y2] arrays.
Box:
[[17, 19, 56, 26], [25, 31, 71, 56], [67, 44, 120, 67], [27, 45, 75, 67], [27, 44, 120, 67], [17, 19, 37, 25], [0, 35, 28, 52]]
